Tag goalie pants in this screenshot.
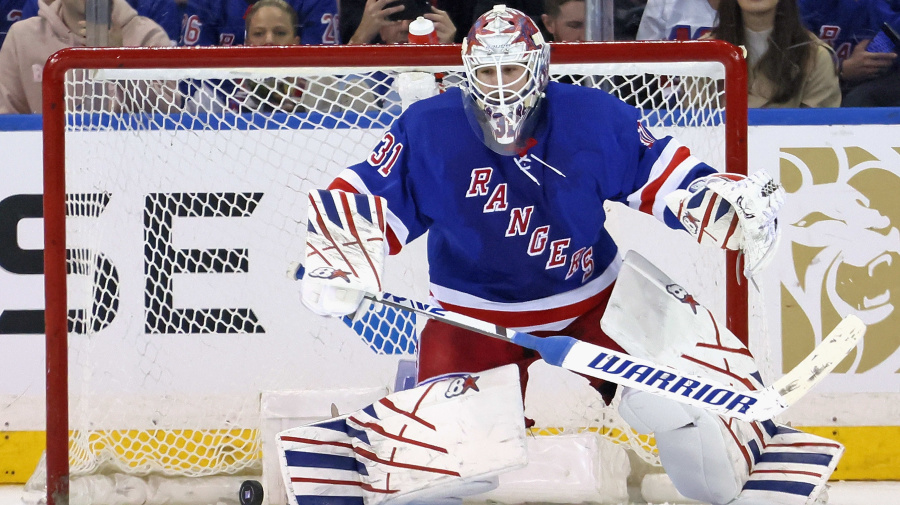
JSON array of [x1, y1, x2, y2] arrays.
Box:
[[417, 283, 622, 405]]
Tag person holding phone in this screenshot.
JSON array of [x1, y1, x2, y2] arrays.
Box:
[[341, 0, 457, 45], [799, 0, 900, 107], [710, 0, 841, 108]]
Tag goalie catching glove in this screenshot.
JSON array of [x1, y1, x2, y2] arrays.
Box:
[[301, 189, 388, 318], [665, 171, 785, 277]]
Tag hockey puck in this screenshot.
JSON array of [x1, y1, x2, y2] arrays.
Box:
[[239, 479, 264, 505]]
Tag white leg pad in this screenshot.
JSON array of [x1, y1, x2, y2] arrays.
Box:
[[403, 477, 498, 505], [618, 387, 697, 434], [654, 413, 746, 505], [620, 389, 841, 505], [620, 388, 746, 504], [603, 253, 842, 505], [725, 427, 842, 505], [277, 364, 527, 505]]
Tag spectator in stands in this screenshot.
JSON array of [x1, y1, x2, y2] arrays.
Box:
[[130, 0, 336, 47], [710, 0, 840, 108], [286, 0, 339, 44], [337, 0, 457, 114], [129, 0, 196, 44], [799, 0, 900, 107], [246, 0, 299, 46], [637, 0, 718, 41], [542, 0, 585, 42], [541, 0, 591, 86], [230, 0, 338, 46], [0, 0, 27, 48], [101, 0, 222, 46], [0, 0, 172, 114], [341, 0, 456, 45], [236, 0, 305, 112]]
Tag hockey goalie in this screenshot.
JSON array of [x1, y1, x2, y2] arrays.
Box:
[[294, 5, 846, 505]]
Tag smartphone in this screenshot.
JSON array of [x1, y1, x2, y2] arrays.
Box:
[[866, 22, 900, 54], [387, 0, 432, 22]]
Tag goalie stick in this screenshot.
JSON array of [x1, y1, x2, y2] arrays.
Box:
[[295, 266, 864, 423]]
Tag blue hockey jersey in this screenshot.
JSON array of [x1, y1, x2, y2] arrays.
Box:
[[0, 0, 26, 48], [129, 0, 212, 45], [133, 0, 337, 46], [800, 0, 900, 62], [332, 83, 716, 332]]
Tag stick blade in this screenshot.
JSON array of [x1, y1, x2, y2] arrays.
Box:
[[773, 315, 866, 405]]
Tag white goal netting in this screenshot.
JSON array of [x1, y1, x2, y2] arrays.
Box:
[[42, 42, 746, 505]]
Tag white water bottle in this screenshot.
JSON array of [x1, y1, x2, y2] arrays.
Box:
[[408, 16, 439, 44]]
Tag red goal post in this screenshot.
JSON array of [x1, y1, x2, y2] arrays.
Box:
[[42, 41, 748, 505]]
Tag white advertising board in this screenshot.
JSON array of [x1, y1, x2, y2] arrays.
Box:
[[1, 121, 898, 429]]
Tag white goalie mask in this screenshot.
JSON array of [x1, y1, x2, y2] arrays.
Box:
[[462, 5, 550, 155]]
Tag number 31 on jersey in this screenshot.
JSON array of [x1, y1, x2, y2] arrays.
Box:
[[368, 132, 404, 177]]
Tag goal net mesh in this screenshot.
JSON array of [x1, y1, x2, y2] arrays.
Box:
[[43, 43, 743, 504]]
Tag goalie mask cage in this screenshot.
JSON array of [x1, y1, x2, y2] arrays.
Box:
[[42, 42, 748, 505]]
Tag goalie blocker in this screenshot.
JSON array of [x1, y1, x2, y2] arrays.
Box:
[[301, 189, 388, 318]]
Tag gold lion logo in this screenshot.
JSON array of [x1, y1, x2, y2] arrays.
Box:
[[780, 146, 900, 374]]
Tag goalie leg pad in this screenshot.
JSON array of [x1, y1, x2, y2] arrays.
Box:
[[726, 427, 843, 505], [618, 388, 698, 435], [605, 253, 841, 504], [619, 389, 746, 504], [277, 364, 527, 505], [620, 389, 841, 505]]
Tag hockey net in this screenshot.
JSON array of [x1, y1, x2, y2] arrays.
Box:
[[41, 42, 747, 505]]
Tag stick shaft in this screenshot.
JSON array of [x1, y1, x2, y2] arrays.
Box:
[[373, 292, 783, 422], [296, 264, 862, 422]]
